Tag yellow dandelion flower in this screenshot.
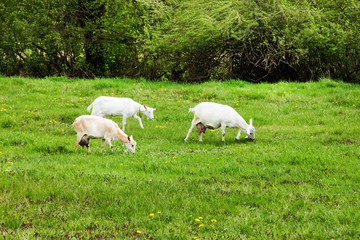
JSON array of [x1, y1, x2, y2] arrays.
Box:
[[157, 211, 161, 214], [198, 224, 204, 228], [5, 169, 9, 172], [136, 230, 141, 234], [211, 219, 217, 223], [198, 217, 203, 220], [194, 237, 199, 240], [149, 213, 155, 216], [195, 218, 200, 222]]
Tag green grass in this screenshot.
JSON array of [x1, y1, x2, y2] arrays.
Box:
[[0, 77, 359, 239]]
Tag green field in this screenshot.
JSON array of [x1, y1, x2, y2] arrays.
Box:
[[1, 77, 359, 239]]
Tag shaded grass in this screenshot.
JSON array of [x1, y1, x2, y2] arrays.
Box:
[[0, 77, 360, 239]]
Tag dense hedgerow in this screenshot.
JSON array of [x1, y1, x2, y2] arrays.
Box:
[[0, 0, 359, 82]]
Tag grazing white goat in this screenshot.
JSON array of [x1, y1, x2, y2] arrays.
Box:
[[184, 102, 255, 142], [87, 96, 156, 131], [73, 115, 136, 153]]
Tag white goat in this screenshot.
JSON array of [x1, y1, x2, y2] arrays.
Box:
[[87, 96, 156, 131], [73, 115, 136, 153], [184, 102, 255, 142]]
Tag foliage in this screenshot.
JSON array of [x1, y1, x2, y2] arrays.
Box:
[[0, 77, 360, 238], [0, 0, 359, 82]]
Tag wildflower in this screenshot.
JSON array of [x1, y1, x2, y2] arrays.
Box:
[[211, 219, 217, 223], [157, 211, 161, 214], [194, 237, 199, 240], [198, 217, 203, 220], [149, 213, 155, 216], [198, 224, 204, 228], [136, 230, 141, 234], [5, 169, 9, 172], [7, 162, 14, 165], [195, 218, 201, 222]]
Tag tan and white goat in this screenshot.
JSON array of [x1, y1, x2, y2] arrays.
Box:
[[73, 115, 136, 153]]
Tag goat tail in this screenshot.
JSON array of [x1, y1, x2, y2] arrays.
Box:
[[86, 102, 93, 112], [188, 107, 195, 113]]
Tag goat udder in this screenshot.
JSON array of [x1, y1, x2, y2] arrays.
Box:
[[79, 135, 89, 148], [196, 122, 206, 134]]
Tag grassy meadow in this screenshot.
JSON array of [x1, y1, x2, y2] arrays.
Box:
[[0, 77, 359, 239]]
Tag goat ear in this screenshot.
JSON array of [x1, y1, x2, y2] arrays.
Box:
[[144, 104, 147, 110], [127, 136, 130, 141], [249, 118, 253, 126]]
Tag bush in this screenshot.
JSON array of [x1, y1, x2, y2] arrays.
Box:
[[0, 0, 359, 82]]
